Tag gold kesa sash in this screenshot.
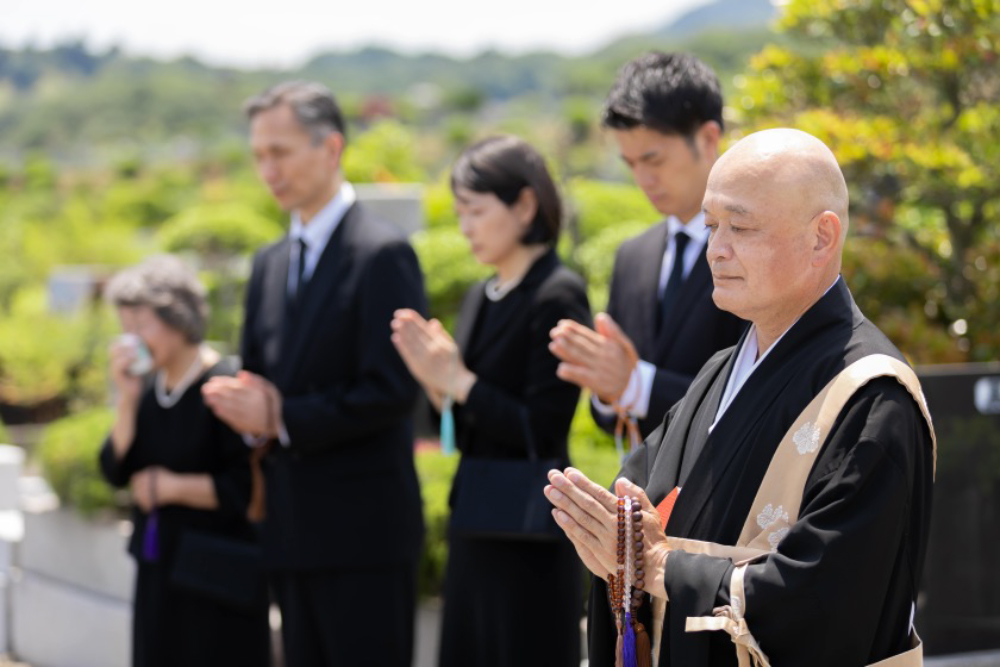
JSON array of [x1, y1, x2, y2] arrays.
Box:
[[650, 354, 936, 667]]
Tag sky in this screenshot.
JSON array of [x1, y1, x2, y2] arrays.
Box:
[[1, 0, 711, 68]]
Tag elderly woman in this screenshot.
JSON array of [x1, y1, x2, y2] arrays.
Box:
[[392, 136, 592, 666], [98, 255, 269, 667]]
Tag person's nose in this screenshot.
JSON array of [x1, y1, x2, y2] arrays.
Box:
[[458, 215, 473, 239], [706, 227, 731, 263], [634, 165, 657, 191], [258, 157, 281, 186]]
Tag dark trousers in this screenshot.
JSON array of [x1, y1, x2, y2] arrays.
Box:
[[272, 562, 418, 667]]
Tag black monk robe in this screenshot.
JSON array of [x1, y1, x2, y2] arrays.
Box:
[[587, 278, 934, 667]]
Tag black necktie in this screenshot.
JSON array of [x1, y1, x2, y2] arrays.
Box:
[[657, 231, 690, 336], [289, 237, 308, 316]]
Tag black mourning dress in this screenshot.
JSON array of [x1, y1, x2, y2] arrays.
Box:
[[439, 250, 592, 667], [99, 359, 270, 667]]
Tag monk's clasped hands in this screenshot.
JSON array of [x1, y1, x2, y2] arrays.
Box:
[[544, 467, 671, 600]]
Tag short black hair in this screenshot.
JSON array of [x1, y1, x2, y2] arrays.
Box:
[[245, 80, 347, 145], [450, 135, 562, 246], [602, 52, 723, 137]]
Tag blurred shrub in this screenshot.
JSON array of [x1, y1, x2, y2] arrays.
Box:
[[344, 120, 428, 184], [158, 202, 283, 257], [36, 407, 122, 516], [414, 447, 459, 598], [423, 180, 458, 230], [566, 178, 657, 240], [0, 287, 116, 407], [572, 220, 649, 312], [0, 419, 10, 445], [411, 227, 489, 331]]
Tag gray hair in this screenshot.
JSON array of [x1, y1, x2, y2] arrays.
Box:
[[244, 80, 347, 145], [104, 255, 209, 344]]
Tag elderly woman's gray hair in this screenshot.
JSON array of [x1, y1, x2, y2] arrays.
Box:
[[104, 255, 209, 344]]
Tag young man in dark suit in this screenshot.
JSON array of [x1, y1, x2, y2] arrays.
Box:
[[551, 52, 745, 438], [202, 81, 426, 667]]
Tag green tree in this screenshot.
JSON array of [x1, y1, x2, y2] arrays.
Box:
[[737, 0, 1000, 362]]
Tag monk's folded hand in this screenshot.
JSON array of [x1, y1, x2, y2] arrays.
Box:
[[615, 477, 670, 600], [544, 467, 622, 581]]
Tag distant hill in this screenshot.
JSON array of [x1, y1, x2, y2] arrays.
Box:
[[659, 0, 778, 36], [0, 18, 779, 160]]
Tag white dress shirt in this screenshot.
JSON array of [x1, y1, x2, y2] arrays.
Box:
[[594, 213, 710, 418], [286, 181, 357, 297]]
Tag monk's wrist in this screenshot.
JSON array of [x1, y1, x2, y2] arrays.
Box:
[[650, 544, 670, 601]]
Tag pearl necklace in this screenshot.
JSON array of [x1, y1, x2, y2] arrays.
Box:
[[484, 275, 523, 302], [154, 347, 207, 409]]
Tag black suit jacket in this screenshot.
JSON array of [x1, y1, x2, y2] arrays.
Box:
[[451, 249, 592, 464], [241, 201, 427, 570], [598, 221, 745, 437]]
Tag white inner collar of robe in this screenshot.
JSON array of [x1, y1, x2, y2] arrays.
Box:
[[710, 276, 842, 434]]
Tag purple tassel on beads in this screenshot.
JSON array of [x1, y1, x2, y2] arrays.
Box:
[[624, 610, 638, 667], [142, 510, 160, 562]]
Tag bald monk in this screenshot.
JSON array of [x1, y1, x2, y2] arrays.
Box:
[[545, 129, 934, 666]]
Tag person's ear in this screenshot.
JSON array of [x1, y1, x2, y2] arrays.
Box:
[[323, 131, 345, 170], [812, 211, 842, 266], [695, 121, 722, 161], [513, 187, 538, 228]]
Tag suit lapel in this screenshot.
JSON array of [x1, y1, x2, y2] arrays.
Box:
[[631, 222, 670, 358], [454, 283, 485, 358], [653, 250, 711, 360], [260, 238, 291, 374], [276, 203, 356, 389]]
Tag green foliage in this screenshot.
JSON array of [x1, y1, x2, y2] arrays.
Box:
[[343, 121, 428, 184], [158, 202, 283, 257], [423, 181, 458, 230], [0, 288, 116, 406], [0, 419, 10, 445], [566, 178, 658, 239], [568, 399, 621, 488], [411, 227, 490, 330], [35, 407, 121, 516], [738, 0, 1000, 362], [572, 218, 651, 312], [414, 447, 459, 597]]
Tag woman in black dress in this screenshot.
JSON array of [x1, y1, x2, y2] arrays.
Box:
[[392, 136, 592, 666], [99, 256, 269, 667]]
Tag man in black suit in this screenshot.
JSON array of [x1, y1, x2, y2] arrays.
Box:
[[202, 81, 426, 667], [551, 52, 744, 439]]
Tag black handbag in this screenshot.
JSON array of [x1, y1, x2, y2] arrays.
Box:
[[170, 531, 267, 613], [449, 432, 563, 542]]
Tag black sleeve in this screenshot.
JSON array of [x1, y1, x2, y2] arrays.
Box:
[[239, 251, 266, 375], [98, 393, 149, 487], [281, 240, 427, 455], [663, 379, 933, 666], [208, 413, 253, 519], [591, 244, 627, 436], [99, 435, 134, 488], [460, 277, 592, 459]]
